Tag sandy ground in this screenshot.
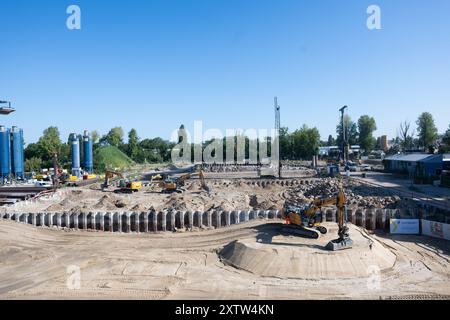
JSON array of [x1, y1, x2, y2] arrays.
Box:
[[0, 219, 449, 300], [1, 179, 292, 214]]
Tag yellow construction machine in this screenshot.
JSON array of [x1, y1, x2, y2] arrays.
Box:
[[160, 170, 210, 193], [282, 189, 353, 251], [102, 170, 142, 193]]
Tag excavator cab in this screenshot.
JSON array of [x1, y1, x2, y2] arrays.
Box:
[[282, 189, 353, 250], [282, 204, 328, 239]]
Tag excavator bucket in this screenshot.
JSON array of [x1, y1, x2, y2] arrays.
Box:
[[326, 238, 353, 251]]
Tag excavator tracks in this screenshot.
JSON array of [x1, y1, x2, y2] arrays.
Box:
[[281, 225, 321, 239]]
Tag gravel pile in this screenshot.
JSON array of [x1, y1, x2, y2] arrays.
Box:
[[287, 178, 416, 209]]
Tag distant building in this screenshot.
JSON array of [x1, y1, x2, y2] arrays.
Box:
[[416, 154, 450, 183], [383, 153, 431, 175], [384, 153, 450, 186], [319, 146, 339, 157], [380, 135, 388, 151]]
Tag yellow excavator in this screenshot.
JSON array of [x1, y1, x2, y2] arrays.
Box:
[[102, 170, 142, 193], [160, 170, 210, 193], [282, 189, 353, 251]]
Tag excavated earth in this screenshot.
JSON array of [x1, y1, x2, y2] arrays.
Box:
[[1, 177, 418, 215], [0, 174, 447, 300], [0, 219, 449, 300]]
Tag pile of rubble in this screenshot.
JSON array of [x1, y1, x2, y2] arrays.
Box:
[[287, 178, 416, 209]]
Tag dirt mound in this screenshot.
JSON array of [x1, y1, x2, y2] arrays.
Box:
[[249, 195, 275, 210], [131, 204, 147, 211], [94, 195, 117, 210], [69, 206, 83, 214], [164, 194, 189, 211], [46, 203, 64, 212], [220, 223, 396, 279], [114, 200, 127, 208]]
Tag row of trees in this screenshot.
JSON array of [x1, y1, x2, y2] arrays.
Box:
[[24, 126, 175, 172], [322, 114, 378, 154], [23, 112, 450, 172], [394, 112, 449, 154], [98, 127, 174, 163]]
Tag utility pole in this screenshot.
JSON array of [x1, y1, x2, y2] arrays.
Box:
[[339, 106, 348, 164], [274, 97, 281, 178]]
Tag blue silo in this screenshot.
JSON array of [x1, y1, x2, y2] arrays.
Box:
[[0, 126, 11, 182], [70, 133, 81, 177], [83, 130, 93, 173], [10, 126, 25, 179]]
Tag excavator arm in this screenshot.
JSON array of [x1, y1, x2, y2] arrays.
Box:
[[102, 170, 124, 191], [282, 189, 353, 250]]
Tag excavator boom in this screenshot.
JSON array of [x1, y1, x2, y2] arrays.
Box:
[[282, 189, 353, 251]]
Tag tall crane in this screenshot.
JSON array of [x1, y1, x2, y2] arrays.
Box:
[[274, 97, 281, 178], [339, 106, 348, 164]]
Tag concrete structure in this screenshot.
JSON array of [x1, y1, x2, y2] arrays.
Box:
[[1, 207, 407, 234], [383, 153, 431, 175]]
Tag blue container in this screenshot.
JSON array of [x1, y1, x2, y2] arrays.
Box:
[[70, 133, 81, 177], [10, 126, 25, 179], [83, 130, 93, 173], [0, 126, 11, 181]]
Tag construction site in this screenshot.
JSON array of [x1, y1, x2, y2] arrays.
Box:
[[1, 9, 450, 320], [0, 99, 449, 300]]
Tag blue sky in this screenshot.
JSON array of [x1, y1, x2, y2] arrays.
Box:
[[1, 0, 449, 144]]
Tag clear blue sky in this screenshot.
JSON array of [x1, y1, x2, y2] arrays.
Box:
[[1, 0, 449, 144]]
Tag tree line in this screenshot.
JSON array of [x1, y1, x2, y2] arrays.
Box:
[[392, 112, 450, 154], [23, 111, 450, 172]]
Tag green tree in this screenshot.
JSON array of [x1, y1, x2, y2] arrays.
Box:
[[91, 130, 100, 143], [279, 127, 291, 160], [24, 126, 65, 169], [439, 124, 450, 153], [416, 112, 438, 151], [25, 157, 43, 172], [291, 125, 321, 160], [336, 115, 358, 147], [398, 121, 415, 151], [442, 124, 450, 146], [100, 127, 124, 147], [358, 115, 377, 154], [327, 135, 336, 146], [127, 129, 140, 161], [139, 138, 173, 163]]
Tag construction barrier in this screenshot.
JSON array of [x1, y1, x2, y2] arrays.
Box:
[[0, 207, 394, 233], [421, 219, 450, 240], [389, 219, 420, 235]]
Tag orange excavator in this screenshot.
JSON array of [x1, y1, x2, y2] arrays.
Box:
[[160, 170, 210, 193], [101, 170, 142, 193], [282, 189, 353, 251]]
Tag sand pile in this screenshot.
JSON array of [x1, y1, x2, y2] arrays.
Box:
[[131, 204, 147, 211], [165, 194, 189, 211], [46, 198, 73, 212], [46, 203, 64, 212], [287, 178, 416, 209], [249, 195, 277, 210], [94, 195, 117, 211], [220, 223, 396, 279]]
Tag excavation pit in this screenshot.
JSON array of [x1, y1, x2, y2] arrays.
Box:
[[219, 222, 396, 280]]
